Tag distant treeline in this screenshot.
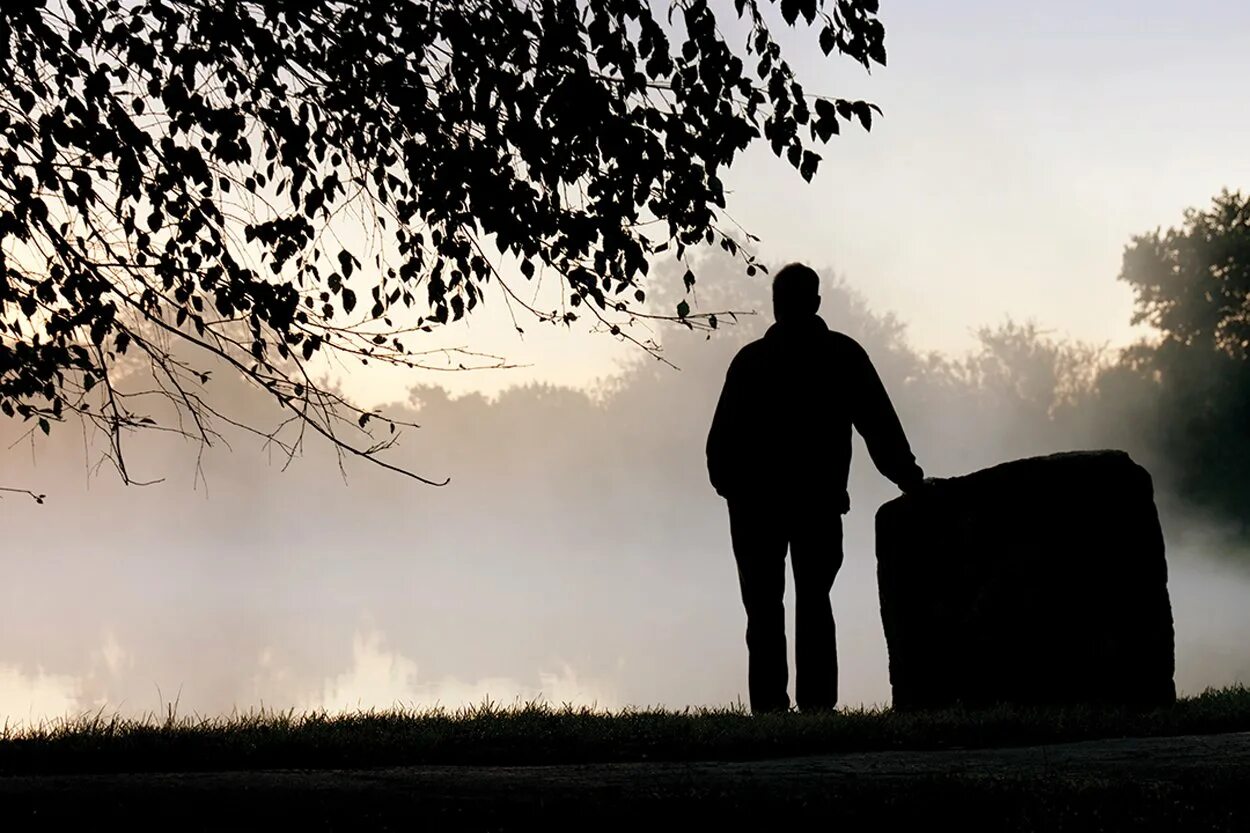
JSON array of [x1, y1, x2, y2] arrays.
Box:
[[607, 188, 1250, 544]]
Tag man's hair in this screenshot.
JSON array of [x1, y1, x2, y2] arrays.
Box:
[[772, 263, 820, 317]]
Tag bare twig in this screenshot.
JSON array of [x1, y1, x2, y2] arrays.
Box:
[[0, 487, 46, 504]]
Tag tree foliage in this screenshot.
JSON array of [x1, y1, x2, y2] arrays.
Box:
[[1117, 189, 1250, 535], [0, 0, 886, 485], [1123, 189, 1250, 360]]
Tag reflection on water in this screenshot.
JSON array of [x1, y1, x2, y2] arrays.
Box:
[[4, 530, 1245, 727], [1, 628, 620, 727]]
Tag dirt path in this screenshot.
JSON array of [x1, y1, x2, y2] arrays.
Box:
[[5, 732, 1250, 831]]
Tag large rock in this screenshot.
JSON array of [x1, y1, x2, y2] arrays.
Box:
[[876, 450, 1175, 710]]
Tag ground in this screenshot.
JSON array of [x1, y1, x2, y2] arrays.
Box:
[[4, 730, 1249, 831]]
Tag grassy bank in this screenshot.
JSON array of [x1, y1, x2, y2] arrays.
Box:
[[2, 686, 1248, 775]]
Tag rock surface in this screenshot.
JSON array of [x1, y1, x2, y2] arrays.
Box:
[[876, 450, 1176, 709]]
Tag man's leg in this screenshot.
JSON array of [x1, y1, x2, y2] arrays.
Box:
[[727, 497, 790, 713], [790, 509, 844, 712]]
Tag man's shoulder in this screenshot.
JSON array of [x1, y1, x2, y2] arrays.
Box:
[[728, 326, 870, 368], [824, 329, 870, 360], [728, 337, 769, 367], [822, 327, 861, 347]]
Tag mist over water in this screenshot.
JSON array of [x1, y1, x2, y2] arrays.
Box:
[[2, 260, 1248, 725]]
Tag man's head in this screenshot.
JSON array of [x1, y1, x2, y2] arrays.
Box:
[[772, 263, 821, 323]]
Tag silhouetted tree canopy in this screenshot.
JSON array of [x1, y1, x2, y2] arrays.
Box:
[[0, 0, 886, 485], [1115, 189, 1250, 537], [1122, 190, 1250, 360]]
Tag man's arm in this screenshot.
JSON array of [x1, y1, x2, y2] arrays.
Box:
[[706, 358, 744, 498], [848, 344, 925, 493]]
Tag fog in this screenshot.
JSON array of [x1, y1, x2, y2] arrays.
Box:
[[2, 258, 1248, 725]]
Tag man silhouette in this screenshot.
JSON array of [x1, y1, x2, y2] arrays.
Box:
[[706, 263, 925, 713]]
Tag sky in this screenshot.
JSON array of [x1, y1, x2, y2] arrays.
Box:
[[3, 1, 1250, 724], [331, 0, 1250, 405], [738, 0, 1250, 357]]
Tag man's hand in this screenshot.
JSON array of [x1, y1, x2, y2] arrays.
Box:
[[901, 475, 939, 497]]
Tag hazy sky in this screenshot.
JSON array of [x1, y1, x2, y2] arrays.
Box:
[[738, 0, 1250, 355], [4, 1, 1250, 724], [334, 0, 1250, 404]]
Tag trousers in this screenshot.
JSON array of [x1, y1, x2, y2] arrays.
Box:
[[727, 495, 844, 713]]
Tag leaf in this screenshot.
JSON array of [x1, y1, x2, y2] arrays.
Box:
[[800, 150, 820, 182], [852, 100, 874, 130], [813, 99, 839, 142], [342, 287, 357, 314], [819, 26, 835, 56], [676, 300, 690, 319]]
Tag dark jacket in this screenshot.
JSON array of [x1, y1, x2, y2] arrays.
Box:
[[705, 315, 923, 512]]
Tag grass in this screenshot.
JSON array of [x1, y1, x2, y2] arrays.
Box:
[[2, 685, 1249, 775]]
